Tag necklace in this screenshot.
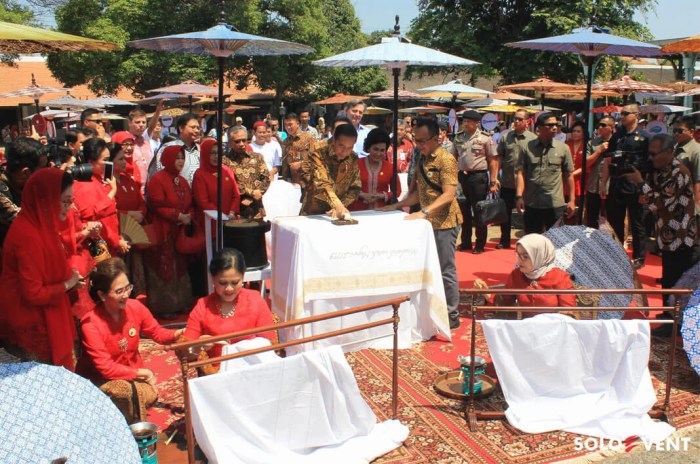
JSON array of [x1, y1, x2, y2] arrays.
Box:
[[217, 300, 236, 319]]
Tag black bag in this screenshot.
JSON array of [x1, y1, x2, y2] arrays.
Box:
[[474, 193, 508, 226]]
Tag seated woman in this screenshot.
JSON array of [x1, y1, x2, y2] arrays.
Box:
[[350, 128, 400, 211], [77, 257, 183, 424], [184, 248, 275, 369], [474, 234, 575, 314]]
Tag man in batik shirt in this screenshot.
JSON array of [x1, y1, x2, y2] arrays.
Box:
[[225, 126, 271, 219], [299, 123, 361, 218], [280, 112, 316, 185], [625, 133, 697, 329]]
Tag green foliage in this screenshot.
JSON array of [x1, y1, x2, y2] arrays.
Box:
[[45, 0, 386, 102], [408, 0, 656, 85]]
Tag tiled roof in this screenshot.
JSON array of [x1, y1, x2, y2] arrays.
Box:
[[0, 56, 137, 107]]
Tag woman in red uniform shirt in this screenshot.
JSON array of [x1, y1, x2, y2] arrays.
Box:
[[0, 169, 85, 369], [350, 128, 400, 211], [184, 248, 275, 364], [73, 137, 129, 256], [192, 137, 240, 227], [474, 234, 575, 313], [77, 258, 183, 423], [145, 144, 194, 316]]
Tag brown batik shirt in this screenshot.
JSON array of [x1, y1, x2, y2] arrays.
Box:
[[281, 131, 316, 185], [414, 146, 462, 230], [300, 141, 361, 215], [225, 150, 271, 219]]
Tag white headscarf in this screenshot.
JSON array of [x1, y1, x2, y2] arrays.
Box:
[[516, 234, 556, 280]]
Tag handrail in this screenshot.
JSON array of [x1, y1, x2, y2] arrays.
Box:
[[461, 288, 694, 295], [174, 296, 409, 464]]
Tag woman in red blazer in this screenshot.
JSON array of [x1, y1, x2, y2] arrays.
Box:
[[192, 138, 240, 228], [145, 144, 194, 316]]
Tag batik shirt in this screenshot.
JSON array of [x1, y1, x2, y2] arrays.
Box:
[[300, 141, 361, 215], [641, 158, 697, 251], [225, 150, 271, 219]]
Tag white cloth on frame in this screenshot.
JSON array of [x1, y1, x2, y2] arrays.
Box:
[[481, 314, 674, 442], [188, 345, 408, 464], [219, 337, 280, 372]]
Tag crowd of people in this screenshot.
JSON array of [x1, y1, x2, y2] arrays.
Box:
[[1, 95, 699, 422]]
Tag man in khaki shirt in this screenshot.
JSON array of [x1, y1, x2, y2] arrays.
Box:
[[674, 116, 700, 215], [451, 110, 498, 254], [382, 118, 462, 329]]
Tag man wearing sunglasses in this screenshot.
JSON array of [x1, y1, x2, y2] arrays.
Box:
[[496, 109, 535, 248], [515, 112, 575, 234], [585, 117, 615, 228], [624, 134, 696, 334], [607, 103, 649, 269], [80, 108, 107, 141]]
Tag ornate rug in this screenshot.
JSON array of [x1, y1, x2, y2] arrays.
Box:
[[142, 320, 700, 463]]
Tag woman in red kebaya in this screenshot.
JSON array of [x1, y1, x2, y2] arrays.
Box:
[[0, 169, 85, 369], [145, 144, 194, 316], [184, 248, 274, 367], [77, 258, 183, 423], [567, 121, 585, 199], [192, 137, 240, 227], [110, 140, 148, 296], [73, 137, 129, 256], [350, 128, 400, 211], [473, 234, 575, 315]]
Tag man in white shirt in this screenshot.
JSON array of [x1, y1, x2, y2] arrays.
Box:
[[250, 121, 282, 180], [299, 109, 320, 140]]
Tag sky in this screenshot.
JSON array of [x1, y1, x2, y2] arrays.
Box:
[[352, 0, 698, 41]]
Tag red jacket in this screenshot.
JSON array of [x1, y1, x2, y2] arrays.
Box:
[[192, 164, 240, 226], [146, 170, 194, 244], [73, 174, 120, 253], [115, 173, 146, 217], [77, 299, 177, 382], [500, 267, 576, 314]]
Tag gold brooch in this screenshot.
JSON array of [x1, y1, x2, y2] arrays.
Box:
[[128, 328, 137, 337]]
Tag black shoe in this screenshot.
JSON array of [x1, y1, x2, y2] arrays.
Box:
[[457, 244, 472, 252], [496, 243, 510, 250], [449, 317, 461, 329], [473, 248, 484, 255], [655, 277, 663, 284], [632, 258, 645, 270]]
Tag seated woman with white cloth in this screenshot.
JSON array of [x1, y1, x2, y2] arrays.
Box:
[[183, 248, 275, 373], [474, 234, 576, 313]]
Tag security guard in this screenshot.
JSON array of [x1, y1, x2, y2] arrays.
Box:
[[451, 110, 498, 254]]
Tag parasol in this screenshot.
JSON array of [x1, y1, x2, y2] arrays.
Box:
[[490, 91, 535, 101], [43, 94, 105, 109], [591, 104, 622, 114], [128, 9, 313, 255], [543, 225, 634, 317], [592, 75, 670, 96], [465, 98, 508, 108], [498, 77, 577, 110], [146, 80, 223, 113], [0, 74, 68, 114], [224, 104, 259, 114], [639, 104, 692, 113], [0, 362, 140, 462], [0, 20, 119, 54], [364, 106, 392, 115], [137, 93, 194, 105], [660, 36, 700, 113], [314, 16, 478, 206], [314, 93, 365, 105], [82, 95, 137, 107], [367, 88, 421, 100], [418, 79, 490, 100], [681, 287, 700, 377], [476, 104, 529, 113], [398, 105, 450, 114]]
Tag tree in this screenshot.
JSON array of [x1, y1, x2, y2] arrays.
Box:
[[408, 0, 656, 85], [44, 0, 386, 104]]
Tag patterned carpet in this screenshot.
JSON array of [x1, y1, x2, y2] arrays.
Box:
[[142, 318, 700, 464]]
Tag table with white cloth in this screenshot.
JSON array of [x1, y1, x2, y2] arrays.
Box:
[[271, 210, 451, 353]]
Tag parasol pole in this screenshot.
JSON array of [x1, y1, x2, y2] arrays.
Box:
[[390, 16, 401, 204], [216, 56, 225, 251], [578, 55, 596, 225]]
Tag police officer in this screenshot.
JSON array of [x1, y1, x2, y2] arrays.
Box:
[[606, 103, 649, 269], [451, 110, 498, 254]]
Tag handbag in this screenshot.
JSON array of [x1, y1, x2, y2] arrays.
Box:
[[175, 219, 206, 255], [474, 192, 508, 227]]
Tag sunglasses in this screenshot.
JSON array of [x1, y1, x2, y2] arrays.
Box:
[[620, 111, 637, 117], [541, 122, 559, 128], [232, 138, 247, 144], [597, 123, 609, 128], [673, 128, 688, 134], [513, 117, 526, 122]]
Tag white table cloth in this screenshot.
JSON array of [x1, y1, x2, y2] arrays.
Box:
[[189, 345, 409, 464], [481, 314, 674, 442], [271, 210, 450, 353]]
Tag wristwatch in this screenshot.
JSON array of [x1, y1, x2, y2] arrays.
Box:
[[421, 207, 430, 216], [514, 195, 523, 200]]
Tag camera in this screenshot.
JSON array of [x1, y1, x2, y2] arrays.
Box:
[[65, 163, 94, 182], [607, 150, 653, 177], [45, 140, 73, 167]]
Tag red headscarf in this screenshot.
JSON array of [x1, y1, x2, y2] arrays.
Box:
[[14, 169, 75, 369], [161, 144, 185, 177], [199, 138, 217, 174]]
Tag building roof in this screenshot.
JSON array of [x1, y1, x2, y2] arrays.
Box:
[[0, 55, 137, 107]]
